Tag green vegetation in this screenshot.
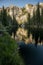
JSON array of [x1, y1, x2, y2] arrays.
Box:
[[0, 6, 24, 65], [1, 6, 9, 26], [25, 3, 43, 46], [0, 31, 24, 65], [0, 6, 18, 38]]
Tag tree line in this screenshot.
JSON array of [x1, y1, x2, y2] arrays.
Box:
[[0, 6, 18, 38], [25, 3, 43, 46]]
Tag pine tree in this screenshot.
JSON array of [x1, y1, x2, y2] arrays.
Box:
[[32, 10, 36, 25], [2, 6, 9, 26], [34, 3, 40, 46], [39, 8, 43, 43], [28, 13, 31, 36], [11, 7, 18, 38], [0, 11, 2, 24], [35, 2, 40, 28]]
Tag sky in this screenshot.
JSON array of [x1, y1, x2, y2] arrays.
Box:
[[0, 0, 43, 8]]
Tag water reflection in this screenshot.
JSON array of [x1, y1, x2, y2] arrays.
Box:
[[15, 28, 28, 40], [15, 27, 33, 44]]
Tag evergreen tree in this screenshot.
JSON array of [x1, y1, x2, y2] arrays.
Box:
[[28, 13, 31, 36], [7, 15, 12, 26], [0, 11, 2, 24], [32, 10, 36, 25], [39, 8, 43, 43], [35, 2, 40, 28], [12, 16, 18, 37], [34, 3, 40, 46], [2, 6, 9, 26], [11, 7, 18, 38]]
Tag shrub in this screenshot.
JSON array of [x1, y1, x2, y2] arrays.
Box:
[[0, 32, 24, 65]]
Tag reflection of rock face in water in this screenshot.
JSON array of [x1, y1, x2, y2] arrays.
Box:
[[15, 28, 33, 44], [15, 28, 28, 41]]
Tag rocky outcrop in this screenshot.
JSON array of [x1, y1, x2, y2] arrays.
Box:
[[0, 3, 43, 24]]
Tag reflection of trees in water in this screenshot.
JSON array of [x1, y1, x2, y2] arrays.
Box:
[[10, 24, 43, 45], [29, 27, 43, 45]]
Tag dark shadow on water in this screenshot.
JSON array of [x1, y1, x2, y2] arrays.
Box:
[[19, 42, 43, 65]]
